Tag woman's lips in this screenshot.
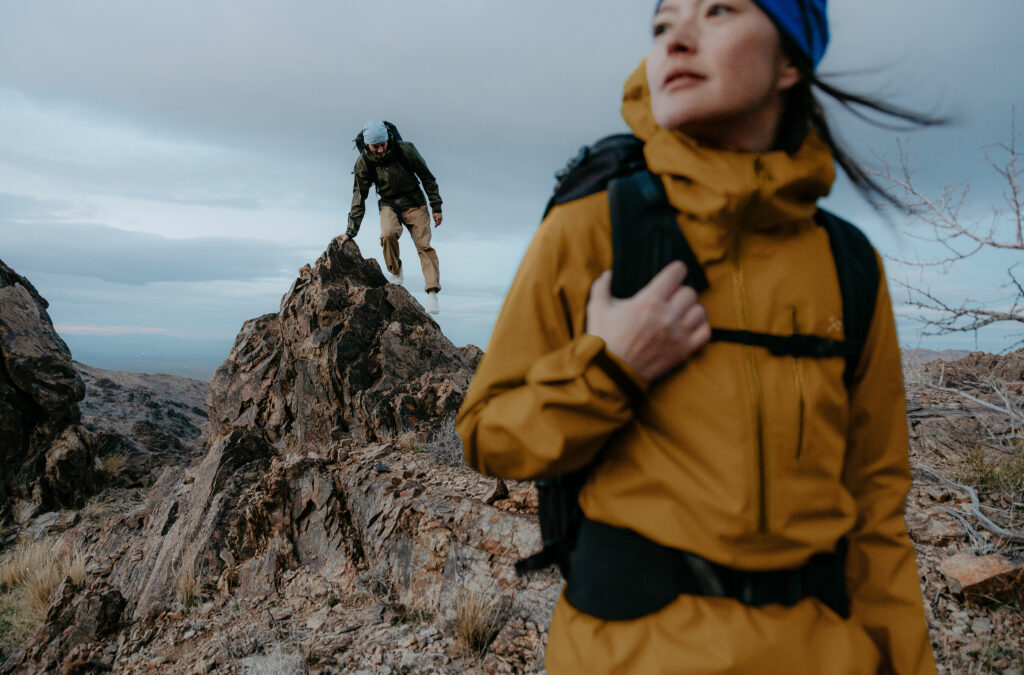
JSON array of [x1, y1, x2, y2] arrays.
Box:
[[664, 69, 705, 89]]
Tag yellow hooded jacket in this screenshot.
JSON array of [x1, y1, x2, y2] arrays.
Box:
[[457, 64, 935, 674]]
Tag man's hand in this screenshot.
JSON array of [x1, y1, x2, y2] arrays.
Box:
[[433, 212, 443, 227], [334, 234, 350, 244], [585, 261, 710, 381]]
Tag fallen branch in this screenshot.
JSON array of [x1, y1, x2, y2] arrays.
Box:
[[914, 463, 1024, 543], [935, 505, 991, 553]]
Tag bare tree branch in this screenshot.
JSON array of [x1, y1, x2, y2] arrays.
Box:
[[876, 111, 1024, 349]]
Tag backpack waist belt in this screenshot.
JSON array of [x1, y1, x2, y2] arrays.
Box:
[[564, 518, 850, 621]]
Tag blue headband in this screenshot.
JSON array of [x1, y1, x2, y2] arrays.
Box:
[[655, 0, 829, 68]]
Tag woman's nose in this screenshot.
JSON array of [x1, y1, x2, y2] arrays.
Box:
[[665, 17, 698, 53]]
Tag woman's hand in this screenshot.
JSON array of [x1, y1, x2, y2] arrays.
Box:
[[585, 261, 711, 381]]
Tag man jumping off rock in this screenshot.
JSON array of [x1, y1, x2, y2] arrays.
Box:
[[336, 120, 444, 314]]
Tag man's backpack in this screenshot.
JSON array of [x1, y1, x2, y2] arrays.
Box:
[[354, 120, 417, 181], [515, 134, 879, 581]]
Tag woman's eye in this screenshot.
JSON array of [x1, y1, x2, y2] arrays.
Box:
[[707, 3, 734, 16], [653, 21, 671, 37]]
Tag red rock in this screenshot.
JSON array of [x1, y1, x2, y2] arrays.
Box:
[[940, 553, 1024, 604]]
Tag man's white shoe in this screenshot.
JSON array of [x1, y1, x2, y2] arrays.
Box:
[[389, 269, 404, 285], [426, 291, 440, 315]]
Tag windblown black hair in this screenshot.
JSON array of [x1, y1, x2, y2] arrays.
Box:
[[775, 36, 945, 208]]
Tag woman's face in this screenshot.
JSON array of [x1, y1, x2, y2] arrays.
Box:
[[646, 0, 800, 151]]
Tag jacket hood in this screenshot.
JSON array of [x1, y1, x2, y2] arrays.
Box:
[[621, 61, 835, 233]]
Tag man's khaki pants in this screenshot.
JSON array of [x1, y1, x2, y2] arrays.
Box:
[[379, 205, 440, 293]]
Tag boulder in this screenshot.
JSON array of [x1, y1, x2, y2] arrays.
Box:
[[0, 259, 98, 514], [940, 552, 1024, 605]]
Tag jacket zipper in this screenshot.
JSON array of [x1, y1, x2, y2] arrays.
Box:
[[792, 307, 807, 460], [729, 173, 770, 534]]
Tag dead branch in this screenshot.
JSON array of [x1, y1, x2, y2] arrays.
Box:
[[935, 505, 991, 553], [877, 110, 1024, 346], [914, 463, 1024, 543]]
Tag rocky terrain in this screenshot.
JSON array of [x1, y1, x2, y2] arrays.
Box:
[[0, 246, 1022, 674], [904, 352, 1024, 672]]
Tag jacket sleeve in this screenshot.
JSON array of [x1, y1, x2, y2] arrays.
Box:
[[842, 255, 936, 674], [456, 211, 648, 481], [406, 143, 443, 214], [347, 157, 372, 237]]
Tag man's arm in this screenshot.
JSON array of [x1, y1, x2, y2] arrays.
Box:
[[405, 143, 442, 217], [346, 157, 373, 238]]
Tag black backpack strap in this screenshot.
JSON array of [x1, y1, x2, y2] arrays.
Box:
[[514, 469, 588, 578], [814, 209, 879, 387], [608, 170, 708, 297], [565, 518, 850, 621], [709, 328, 846, 359]]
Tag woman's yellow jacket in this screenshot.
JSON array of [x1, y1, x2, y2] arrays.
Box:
[[456, 64, 935, 674]]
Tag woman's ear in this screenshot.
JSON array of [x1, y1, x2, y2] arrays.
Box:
[[776, 56, 802, 93]]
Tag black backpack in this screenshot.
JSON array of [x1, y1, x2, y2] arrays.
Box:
[[354, 120, 417, 181], [516, 134, 879, 579]]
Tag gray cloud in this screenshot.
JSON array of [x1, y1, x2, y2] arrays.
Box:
[[1, 221, 313, 285], [1, 0, 1021, 358]]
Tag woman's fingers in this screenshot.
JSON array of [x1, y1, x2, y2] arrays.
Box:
[[681, 319, 712, 357], [587, 270, 613, 309], [638, 261, 688, 301], [677, 299, 708, 333], [585, 263, 710, 380], [663, 283, 699, 321]]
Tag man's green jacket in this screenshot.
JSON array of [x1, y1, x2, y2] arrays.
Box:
[[347, 141, 442, 237]]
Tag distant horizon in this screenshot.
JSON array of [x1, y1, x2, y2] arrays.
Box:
[[58, 320, 1009, 384]]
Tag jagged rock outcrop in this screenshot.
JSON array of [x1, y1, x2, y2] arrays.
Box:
[[208, 240, 481, 451], [102, 240, 546, 620], [0, 259, 99, 516]]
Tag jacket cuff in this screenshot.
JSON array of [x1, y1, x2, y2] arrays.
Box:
[[589, 338, 650, 403], [559, 334, 649, 406]]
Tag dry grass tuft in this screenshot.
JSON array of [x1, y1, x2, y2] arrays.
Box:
[[962, 447, 1024, 499], [98, 451, 128, 480], [175, 560, 202, 609], [423, 415, 465, 467], [0, 539, 52, 592], [24, 562, 64, 622], [67, 550, 87, 587], [455, 588, 506, 657], [357, 561, 395, 600], [0, 538, 88, 648]]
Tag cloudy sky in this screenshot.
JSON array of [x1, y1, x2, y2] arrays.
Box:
[[2, 1, 1022, 379]]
